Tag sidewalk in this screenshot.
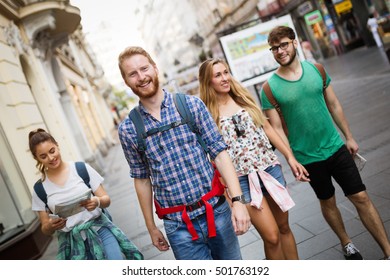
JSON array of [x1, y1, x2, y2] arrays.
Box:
[[39, 46, 390, 260]]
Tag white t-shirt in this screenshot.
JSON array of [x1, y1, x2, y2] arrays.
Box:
[[367, 17, 378, 32], [32, 161, 104, 232]]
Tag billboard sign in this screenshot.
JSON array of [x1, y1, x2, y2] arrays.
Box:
[[219, 14, 304, 87], [304, 10, 323, 25]]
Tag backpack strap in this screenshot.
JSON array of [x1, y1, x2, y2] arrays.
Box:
[[129, 106, 184, 162], [33, 162, 112, 219], [129, 93, 209, 161], [33, 162, 91, 211], [75, 161, 113, 221], [262, 63, 327, 137], [129, 107, 148, 163], [173, 93, 209, 154], [34, 179, 51, 213], [75, 161, 91, 188], [262, 81, 289, 136], [314, 63, 326, 93]]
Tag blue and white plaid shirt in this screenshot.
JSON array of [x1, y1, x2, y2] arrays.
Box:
[[118, 90, 227, 221]]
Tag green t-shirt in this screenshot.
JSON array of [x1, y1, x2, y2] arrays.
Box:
[[260, 61, 344, 164]]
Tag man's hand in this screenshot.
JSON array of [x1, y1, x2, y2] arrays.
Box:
[[345, 138, 359, 155], [231, 202, 251, 235], [149, 227, 170, 251]]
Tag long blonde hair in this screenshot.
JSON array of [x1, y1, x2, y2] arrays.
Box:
[[199, 59, 266, 128]]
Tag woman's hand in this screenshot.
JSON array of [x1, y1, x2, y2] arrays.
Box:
[[49, 216, 67, 231], [80, 197, 100, 211], [39, 212, 67, 235], [80, 184, 111, 212], [287, 157, 310, 182]]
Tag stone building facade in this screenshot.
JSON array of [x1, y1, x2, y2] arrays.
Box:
[[0, 0, 115, 259]]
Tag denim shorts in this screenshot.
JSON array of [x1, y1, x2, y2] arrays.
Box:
[[238, 164, 286, 203], [163, 200, 241, 260]]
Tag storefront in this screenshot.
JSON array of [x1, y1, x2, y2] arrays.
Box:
[[260, 0, 379, 60], [287, 1, 337, 60], [302, 7, 336, 59], [0, 127, 52, 259], [367, 0, 390, 54], [326, 0, 365, 51], [0, 1, 115, 259]]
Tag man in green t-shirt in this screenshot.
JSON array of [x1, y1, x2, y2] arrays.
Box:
[[261, 25, 390, 260]]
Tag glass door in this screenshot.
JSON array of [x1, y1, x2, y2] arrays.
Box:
[[0, 126, 36, 245]]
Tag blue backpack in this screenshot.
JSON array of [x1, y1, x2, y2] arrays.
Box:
[[33, 161, 112, 221], [129, 93, 209, 162]]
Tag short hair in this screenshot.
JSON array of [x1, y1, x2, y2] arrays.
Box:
[[118, 46, 156, 79], [268, 26, 296, 45]]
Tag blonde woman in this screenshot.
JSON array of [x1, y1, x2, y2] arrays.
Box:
[[199, 59, 309, 260]]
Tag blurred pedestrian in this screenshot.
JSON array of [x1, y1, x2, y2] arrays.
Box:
[[367, 14, 383, 47], [198, 58, 310, 259], [301, 40, 317, 63], [261, 25, 390, 260], [117, 46, 250, 260], [30, 128, 143, 260]]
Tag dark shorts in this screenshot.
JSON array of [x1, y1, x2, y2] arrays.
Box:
[[303, 145, 366, 200]]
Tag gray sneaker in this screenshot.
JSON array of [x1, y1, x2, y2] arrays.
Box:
[[343, 242, 363, 260]]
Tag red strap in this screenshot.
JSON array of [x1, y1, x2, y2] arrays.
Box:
[[154, 201, 184, 219], [203, 199, 216, 238], [154, 166, 225, 240], [204, 169, 224, 200], [181, 208, 199, 240]]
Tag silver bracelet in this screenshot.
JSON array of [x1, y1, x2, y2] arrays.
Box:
[[95, 196, 100, 208]]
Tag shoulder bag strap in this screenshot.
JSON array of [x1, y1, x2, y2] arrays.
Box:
[[314, 63, 326, 94], [262, 81, 289, 136]]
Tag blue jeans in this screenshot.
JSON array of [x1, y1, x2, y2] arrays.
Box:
[[86, 226, 124, 260], [238, 164, 286, 203], [163, 200, 242, 260]]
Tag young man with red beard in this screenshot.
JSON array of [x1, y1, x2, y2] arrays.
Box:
[[117, 46, 250, 260], [261, 26, 390, 260]]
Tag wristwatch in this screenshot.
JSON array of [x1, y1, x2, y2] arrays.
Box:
[[231, 195, 246, 204]]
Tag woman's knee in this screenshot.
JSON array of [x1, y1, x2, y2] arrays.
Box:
[[261, 230, 281, 246], [277, 222, 292, 235]]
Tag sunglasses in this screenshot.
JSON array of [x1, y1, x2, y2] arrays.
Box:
[[269, 40, 294, 53], [232, 115, 245, 137]]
